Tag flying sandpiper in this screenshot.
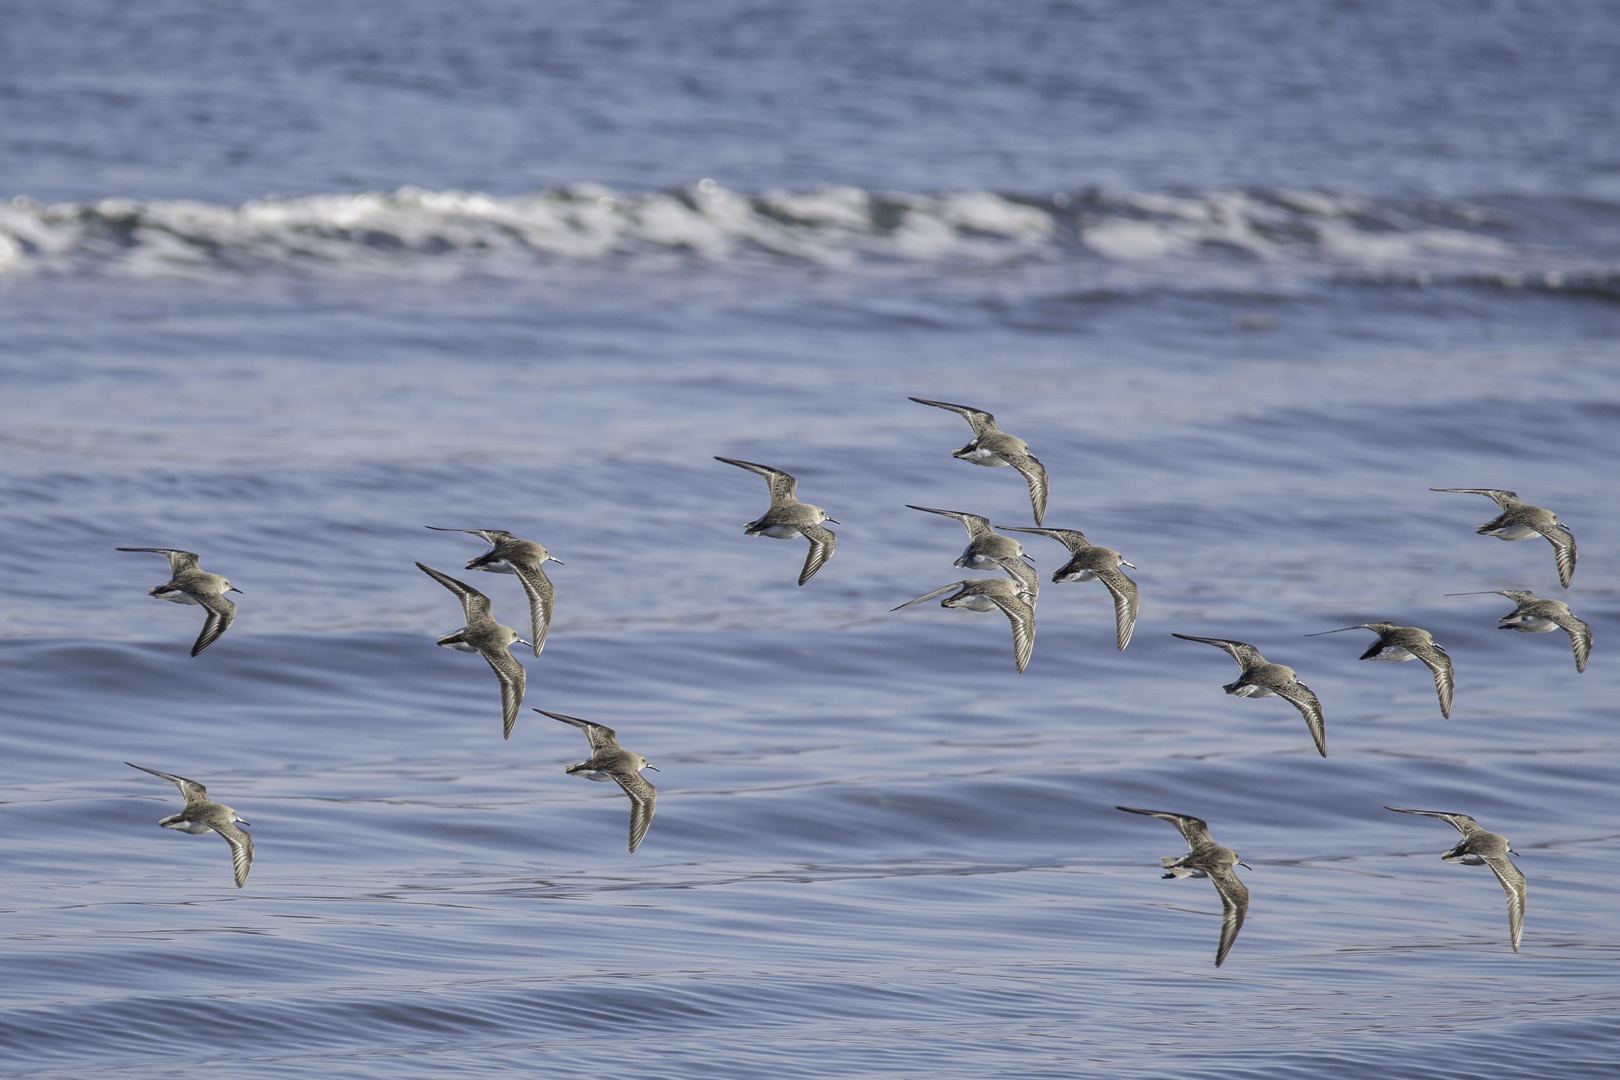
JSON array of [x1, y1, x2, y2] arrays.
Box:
[[537, 709, 658, 853], [1172, 634, 1327, 756], [910, 397, 1048, 525], [1117, 806, 1251, 967], [126, 762, 253, 888], [417, 562, 530, 738], [715, 457, 838, 585], [1000, 525, 1138, 650], [1306, 622, 1454, 718], [1431, 488, 1575, 588], [116, 548, 241, 656], [1386, 806, 1525, 952], [426, 528, 562, 656]]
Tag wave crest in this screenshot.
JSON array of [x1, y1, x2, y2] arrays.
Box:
[[0, 182, 1568, 282]]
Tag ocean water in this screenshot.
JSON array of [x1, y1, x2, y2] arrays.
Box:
[[2, 3, 1618, 1078]]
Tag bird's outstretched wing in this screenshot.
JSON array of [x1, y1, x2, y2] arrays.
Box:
[[510, 561, 555, 656], [1430, 487, 1520, 509], [1407, 641, 1455, 718], [191, 592, 236, 656], [534, 709, 621, 751], [1272, 681, 1327, 757], [1207, 863, 1250, 968], [127, 762, 210, 808], [1001, 452, 1048, 525], [997, 525, 1091, 553], [416, 562, 493, 623], [798, 523, 837, 585], [117, 547, 201, 574], [988, 589, 1035, 673], [715, 457, 799, 506], [1535, 525, 1577, 589], [892, 582, 965, 611], [1095, 566, 1139, 651], [425, 526, 517, 545], [1385, 807, 1481, 837], [907, 505, 995, 543], [1116, 806, 1214, 850], [909, 397, 998, 437], [1171, 633, 1265, 671], [213, 819, 254, 888], [1482, 851, 1526, 952], [483, 647, 526, 739], [1550, 611, 1592, 673], [614, 770, 658, 853]]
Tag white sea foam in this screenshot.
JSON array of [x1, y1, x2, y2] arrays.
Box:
[[0, 183, 1570, 283]]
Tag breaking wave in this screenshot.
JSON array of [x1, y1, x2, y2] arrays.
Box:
[[0, 181, 1605, 287]]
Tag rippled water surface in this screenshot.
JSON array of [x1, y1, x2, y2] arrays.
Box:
[[2, 3, 1618, 1078]]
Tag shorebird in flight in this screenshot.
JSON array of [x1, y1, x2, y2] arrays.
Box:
[[907, 505, 1030, 572], [1386, 807, 1525, 952], [715, 457, 838, 585], [116, 548, 241, 656], [1117, 806, 1251, 967], [417, 562, 530, 738], [126, 763, 253, 888], [537, 709, 658, 853], [1172, 634, 1327, 756], [1431, 488, 1575, 588], [1447, 590, 1591, 673], [1307, 622, 1454, 718], [426, 528, 561, 656], [1000, 525, 1138, 650], [909, 397, 1048, 524], [893, 573, 1036, 672]]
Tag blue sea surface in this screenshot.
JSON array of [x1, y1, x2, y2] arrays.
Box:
[[1, 3, 1618, 1077]]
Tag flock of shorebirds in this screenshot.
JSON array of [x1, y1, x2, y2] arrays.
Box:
[[117, 397, 1589, 966]]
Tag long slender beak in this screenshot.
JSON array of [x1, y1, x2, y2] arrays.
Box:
[[548, 556, 564, 565], [237, 819, 251, 827], [515, 638, 534, 648], [645, 765, 660, 772], [1238, 861, 1253, 870], [228, 587, 244, 594], [1120, 560, 1137, 569], [825, 518, 840, 524]]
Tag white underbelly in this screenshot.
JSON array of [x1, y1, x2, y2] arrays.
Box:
[[956, 596, 1000, 612], [756, 524, 803, 539], [156, 591, 200, 606], [162, 820, 215, 835], [1368, 645, 1416, 662], [959, 449, 1009, 467], [477, 559, 519, 575], [1488, 524, 1541, 541], [1505, 615, 1558, 633], [956, 552, 1001, 570], [1228, 683, 1275, 698]]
